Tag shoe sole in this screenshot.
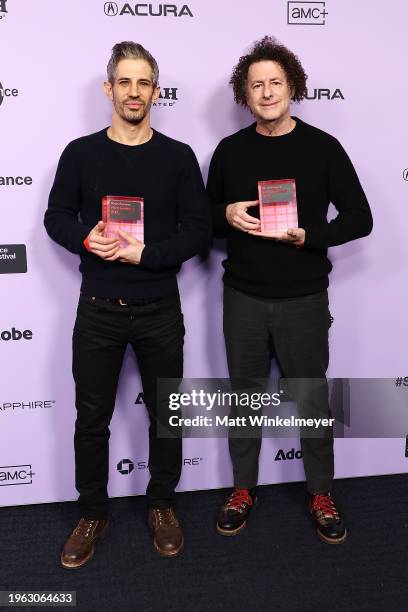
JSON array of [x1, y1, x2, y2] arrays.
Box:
[[153, 535, 184, 557], [216, 520, 247, 537], [60, 522, 109, 570], [317, 527, 347, 545]]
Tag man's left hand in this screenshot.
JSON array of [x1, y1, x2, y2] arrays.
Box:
[[248, 227, 305, 247], [106, 231, 145, 264]]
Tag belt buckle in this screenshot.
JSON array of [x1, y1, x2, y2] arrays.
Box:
[[118, 298, 128, 306]]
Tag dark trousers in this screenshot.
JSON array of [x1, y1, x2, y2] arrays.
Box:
[[72, 293, 184, 519], [223, 286, 334, 494]]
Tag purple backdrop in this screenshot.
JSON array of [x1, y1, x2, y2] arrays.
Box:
[[1, 0, 407, 506]]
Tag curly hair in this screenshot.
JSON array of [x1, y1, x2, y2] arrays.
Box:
[[230, 36, 308, 105]]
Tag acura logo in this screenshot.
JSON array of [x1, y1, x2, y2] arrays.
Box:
[[104, 2, 118, 15]]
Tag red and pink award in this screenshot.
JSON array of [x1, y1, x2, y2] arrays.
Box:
[[258, 179, 298, 236], [102, 195, 144, 247]]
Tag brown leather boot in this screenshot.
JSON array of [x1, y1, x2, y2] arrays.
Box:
[[60, 518, 108, 569], [148, 508, 184, 557]]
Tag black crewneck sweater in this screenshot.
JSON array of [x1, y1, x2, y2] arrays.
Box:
[[44, 128, 210, 298], [206, 118, 373, 298]]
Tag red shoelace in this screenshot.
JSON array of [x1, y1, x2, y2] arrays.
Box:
[[225, 488, 253, 511], [311, 494, 339, 519]]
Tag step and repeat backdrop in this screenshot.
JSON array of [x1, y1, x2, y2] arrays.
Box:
[[1, 0, 407, 506]]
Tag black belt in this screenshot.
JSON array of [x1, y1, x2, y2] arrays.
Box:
[[81, 294, 162, 306]]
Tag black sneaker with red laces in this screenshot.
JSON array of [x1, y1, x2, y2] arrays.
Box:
[[216, 487, 257, 536], [310, 492, 347, 544]]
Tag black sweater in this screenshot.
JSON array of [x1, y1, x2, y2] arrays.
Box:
[[206, 118, 373, 298], [44, 128, 210, 298]]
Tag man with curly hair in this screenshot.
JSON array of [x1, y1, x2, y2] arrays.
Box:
[[207, 36, 372, 544]]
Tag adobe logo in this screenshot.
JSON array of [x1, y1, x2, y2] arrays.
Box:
[[0, 327, 33, 341]]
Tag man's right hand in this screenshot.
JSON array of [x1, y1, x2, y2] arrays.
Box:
[[86, 221, 120, 260], [226, 200, 260, 232]]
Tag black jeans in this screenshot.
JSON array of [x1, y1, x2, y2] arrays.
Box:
[[223, 286, 334, 494], [72, 293, 184, 519]]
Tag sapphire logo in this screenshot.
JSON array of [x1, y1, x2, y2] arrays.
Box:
[[0, 82, 19, 107], [0, 0, 8, 20], [118, 457, 202, 472], [117, 458, 134, 474], [0, 400, 55, 412], [287, 1, 328, 25], [0, 465, 36, 486], [183, 457, 202, 465], [104, 3, 193, 17], [104, 1, 118, 15]]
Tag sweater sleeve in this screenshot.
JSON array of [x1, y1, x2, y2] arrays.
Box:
[[206, 141, 232, 238], [44, 142, 93, 254], [139, 146, 211, 271], [303, 139, 373, 250]]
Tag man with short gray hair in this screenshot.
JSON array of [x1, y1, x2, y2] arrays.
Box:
[[44, 41, 210, 566]]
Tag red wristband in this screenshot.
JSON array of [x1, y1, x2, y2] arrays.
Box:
[[83, 237, 91, 252]]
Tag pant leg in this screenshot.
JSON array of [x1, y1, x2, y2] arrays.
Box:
[[72, 295, 128, 519], [270, 291, 334, 494], [223, 286, 271, 489], [129, 295, 184, 509]]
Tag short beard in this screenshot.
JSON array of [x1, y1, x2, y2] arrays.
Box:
[[121, 111, 146, 125], [113, 95, 151, 125]]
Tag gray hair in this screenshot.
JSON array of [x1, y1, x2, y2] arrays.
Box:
[[107, 41, 159, 86]]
